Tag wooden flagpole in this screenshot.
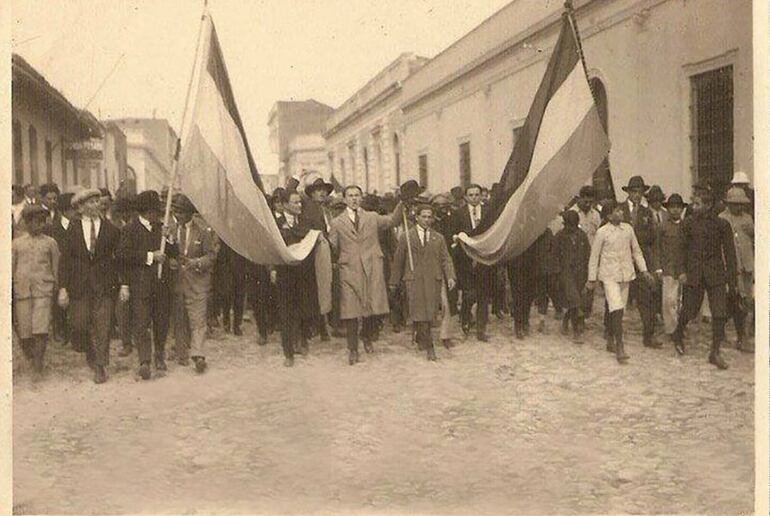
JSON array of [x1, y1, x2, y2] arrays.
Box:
[[158, 3, 209, 278], [402, 209, 415, 272]]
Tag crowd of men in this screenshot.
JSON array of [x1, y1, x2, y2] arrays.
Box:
[[11, 168, 755, 383]]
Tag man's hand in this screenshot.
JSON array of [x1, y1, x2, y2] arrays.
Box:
[[152, 250, 166, 264], [270, 270, 277, 284], [447, 278, 456, 291], [57, 288, 69, 308], [162, 224, 175, 240], [119, 285, 130, 303]]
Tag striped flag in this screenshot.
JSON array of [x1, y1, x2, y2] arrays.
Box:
[[176, 11, 319, 264], [456, 11, 610, 265]]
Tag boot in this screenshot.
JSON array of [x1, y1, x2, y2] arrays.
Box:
[[672, 323, 686, 356], [560, 311, 571, 336], [573, 316, 584, 344], [613, 311, 628, 363], [348, 349, 359, 366], [426, 344, 437, 361], [33, 336, 47, 374], [709, 319, 728, 370]]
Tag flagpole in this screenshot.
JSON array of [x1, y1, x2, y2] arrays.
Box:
[[402, 210, 415, 272], [158, 4, 209, 278]]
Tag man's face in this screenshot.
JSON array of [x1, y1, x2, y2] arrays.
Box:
[[577, 198, 593, 212], [42, 192, 58, 210], [27, 215, 46, 235], [273, 200, 284, 213], [79, 197, 102, 218], [691, 196, 708, 214], [416, 209, 434, 229], [465, 187, 481, 207], [25, 186, 37, 200], [628, 188, 644, 204], [174, 208, 193, 225], [286, 194, 302, 216], [609, 207, 624, 225], [668, 205, 683, 220], [344, 188, 362, 210], [311, 189, 327, 203]]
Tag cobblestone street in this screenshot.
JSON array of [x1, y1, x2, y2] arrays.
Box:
[[13, 309, 754, 515]]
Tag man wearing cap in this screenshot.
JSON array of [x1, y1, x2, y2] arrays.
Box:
[[672, 190, 738, 369], [328, 183, 407, 365], [657, 193, 687, 342], [44, 192, 76, 344], [170, 194, 218, 372], [450, 184, 493, 341], [620, 175, 662, 349], [570, 185, 602, 246], [58, 188, 122, 383], [117, 190, 175, 380], [390, 202, 456, 361], [720, 186, 754, 352]]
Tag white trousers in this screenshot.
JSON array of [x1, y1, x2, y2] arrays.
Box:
[[440, 282, 453, 340], [661, 276, 681, 334]]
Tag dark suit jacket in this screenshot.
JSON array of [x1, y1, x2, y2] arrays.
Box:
[[681, 211, 738, 289], [59, 217, 122, 300], [450, 204, 491, 290], [43, 214, 70, 252], [276, 219, 319, 321], [621, 200, 658, 272], [116, 218, 176, 299]]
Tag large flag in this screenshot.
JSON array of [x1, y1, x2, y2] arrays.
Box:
[[176, 11, 319, 264], [456, 11, 611, 265]]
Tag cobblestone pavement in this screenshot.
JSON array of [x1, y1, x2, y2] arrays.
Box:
[[13, 308, 754, 515]]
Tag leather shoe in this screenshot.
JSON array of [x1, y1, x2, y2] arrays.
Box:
[[138, 362, 151, 380], [94, 366, 107, 384], [348, 350, 359, 365], [363, 341, 374, 354], [233, 326, 243, 337], [426, 348, 437, 361], [193, 357, 207, 374], [442, 339, 454, 349]]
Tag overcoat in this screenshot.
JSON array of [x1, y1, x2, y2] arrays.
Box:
[[328, 208, 401, 319], [389, 226, 455, 323], [170, 216, 218, 300], [553, 226, 591, 309]]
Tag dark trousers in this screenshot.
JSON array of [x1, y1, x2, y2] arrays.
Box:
[[20, 335, 48, 372], [132, 283, 171, 365], [492, 266, 508, 314], [70, 292, 114, 367], [250, 266, 270, 339], [536, 271, 562, 315], [388, 285, 407, 330], [345, 316, 377, 352], [414, 321, 433, 350], [633, 277, 656, 341], [678, 282, 727, 329], [460, 265, 493, 337], [727, 290, 748, 339], [508, 263, 537, 331], [52, 296, 69, 342], [280, 313, 309, 358], [115, 297, 132, 347], [221, 278, 246, 329]]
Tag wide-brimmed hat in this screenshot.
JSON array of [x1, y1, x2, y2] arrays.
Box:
[[621, 176, 650, 192], [664, 193, 685, 208], [725, 187, 750, 204], [305, 177, 334, 196], [21, 204, 47, 220], [134, 190, 162, 214], [72, 188, 102, 207], [645, 185, 665, 202], [399, 180, 425, 201], [731, 171, 750, 185], [578, 185, 595, 199], [172, 193, 197, 214]]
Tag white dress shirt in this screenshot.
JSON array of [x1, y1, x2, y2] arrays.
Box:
[[60, 215, 70, 231], [81, 216, 102, 253], [178, 221, 193, 256], [468, 204, 481, 229], [417, 225, 429, 246]]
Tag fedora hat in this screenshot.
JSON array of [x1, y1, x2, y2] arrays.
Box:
[[645, 185, 665, 202], [134, 190, 162, 214], [664, 193, 685, 208], [621, 176, 650, 192], [399, 180, 425, 201], [731, 170, 750, 185], [305, 177, 334, 196], [725, 187, 750, 204], [72, 188, 101, 207], [172, 193, 197, 214]]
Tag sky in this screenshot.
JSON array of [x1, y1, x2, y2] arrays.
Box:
[[11, 0, 512, 177]]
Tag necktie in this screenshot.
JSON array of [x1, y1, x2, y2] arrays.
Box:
[[353, 209, 359, 232], [89, 218, 97, 256], [423, 229, 429, 246]]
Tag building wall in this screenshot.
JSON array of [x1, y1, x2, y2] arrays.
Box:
[[400, 0, 752, 198], [111, 119, 177, 193]]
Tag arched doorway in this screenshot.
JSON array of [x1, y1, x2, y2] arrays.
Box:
[[589, 77, 614, 200]]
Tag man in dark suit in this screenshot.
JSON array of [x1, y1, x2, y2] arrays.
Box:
[[39, 183, 60, 226], [272, 190, 320, 367], [117, 190, 175, 380], [57, 188, 122, 384], [620, 176, 662, 348], [450, 184, 493, 341], [672, 190, 737, 369], [45, 192, 75, 344]]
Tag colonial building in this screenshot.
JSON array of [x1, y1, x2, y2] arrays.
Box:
[[324, 53, 429, 193], [12, 53, 103, 191], [268, 99, 334, 186], [398, 0, 752, 197], [108, 118, 178, 193]]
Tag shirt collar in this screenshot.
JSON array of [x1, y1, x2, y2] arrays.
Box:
[[138, 215, 152, 232], [347, 207, 359, 220], [285, 212, 296, 226], [61, 215, 70, 229]]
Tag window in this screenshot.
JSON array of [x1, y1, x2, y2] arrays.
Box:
[[459, 141, 471, 187], [45, 140, 53, 183], [13, 120, 23, 185], [690, 65, 733, 188], [28, 125, 39, 186], [418, 154, 428, 188]]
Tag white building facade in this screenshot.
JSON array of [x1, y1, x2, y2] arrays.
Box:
[[397, 0, 752, 198]]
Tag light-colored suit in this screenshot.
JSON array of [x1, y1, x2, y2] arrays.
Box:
[[171, 216, 218, 359], [328, 208, 401, 320]]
